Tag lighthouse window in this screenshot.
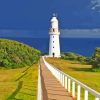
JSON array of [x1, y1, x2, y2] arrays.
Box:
[[53, 41, 54, 43], [53, 47, 54, 48]]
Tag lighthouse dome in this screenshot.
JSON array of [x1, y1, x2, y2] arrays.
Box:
[[51, 17, 58, 22]]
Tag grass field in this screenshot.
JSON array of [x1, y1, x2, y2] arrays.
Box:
[[46, 58, 100, 99], [0, 64, 38, 100]]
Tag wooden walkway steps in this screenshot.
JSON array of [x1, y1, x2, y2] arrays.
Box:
[[40, 58, 73, 100]]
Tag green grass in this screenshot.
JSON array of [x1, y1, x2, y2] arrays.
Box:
[[46, 58, 100, 100], [0, 64, 38, 100]]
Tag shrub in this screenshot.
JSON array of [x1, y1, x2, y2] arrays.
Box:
[[0, 39, 41, 68], [92, 48, 100, 68], [61, 52, 86, 63]]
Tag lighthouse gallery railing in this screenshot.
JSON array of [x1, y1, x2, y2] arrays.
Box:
[[43, 57, 100, 100]]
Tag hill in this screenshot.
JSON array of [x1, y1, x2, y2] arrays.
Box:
[[0, 39, 41, 68]]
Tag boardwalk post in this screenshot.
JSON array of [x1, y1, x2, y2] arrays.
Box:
[[62, 73, 63, 85], [62, 74, 63, 85], [62, 74, 63, 86], [77, 85, 81, 100], [63, 74, 65, 87], [72, 81, 75, 98], [60, 73, 62, 84], [55, 71, 58, 78], [37, 63, 42, 100], [60, 72, 62, 82], [84, 90, 88, 100], [65, 76, 68, 89], [61, 73, 62, 84], [68, 78, 71, 92], [95, 97, 99, 100], [58, 71, 60, 81]]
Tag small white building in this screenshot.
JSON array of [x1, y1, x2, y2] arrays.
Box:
[[49, 15, 61, 57]]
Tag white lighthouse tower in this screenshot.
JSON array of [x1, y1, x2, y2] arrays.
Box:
[[49, 15, 60, 57]]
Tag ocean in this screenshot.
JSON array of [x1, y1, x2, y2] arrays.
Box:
[[1, 37, 100, 57]]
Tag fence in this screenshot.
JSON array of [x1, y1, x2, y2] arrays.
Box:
[[43, 56, 100, 100], [37, 63, 42, 100]]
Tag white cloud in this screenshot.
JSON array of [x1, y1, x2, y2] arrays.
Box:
[[91, 0, 100, 12], [0, 29, 100, 38], [60, 29, 100, 38], [0, 29, 47, 38]]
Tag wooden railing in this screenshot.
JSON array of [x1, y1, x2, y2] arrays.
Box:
[[37, 63, 42, 100], [43, 57, 100, 100]]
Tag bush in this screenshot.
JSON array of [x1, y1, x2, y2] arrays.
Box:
[[0, 39, 41, 68], [92, 48, 100, 68], [61, 52, 86, 63], [61, 48, 100, 70]]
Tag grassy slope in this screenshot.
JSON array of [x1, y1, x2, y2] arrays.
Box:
[[46, 58, 100, 93], [0, 64, 38, 100]]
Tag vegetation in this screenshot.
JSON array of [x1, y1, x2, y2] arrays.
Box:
[[41, 52, 48, 56], [0, 39, 41, 68], [46, 58, 100, 99], [92, 48, 100, 69], [61, 48, 100, 70], [61, 52, 87, 63], [0, 64, 38, 100]]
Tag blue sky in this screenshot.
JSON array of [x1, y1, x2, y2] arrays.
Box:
[[0, 0, 100, 37]]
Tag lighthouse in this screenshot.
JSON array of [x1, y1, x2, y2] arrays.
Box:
[[49, 15, 60, 57]]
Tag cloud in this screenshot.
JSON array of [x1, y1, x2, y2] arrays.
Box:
[[61, 29, 100, 38], [0, 29, 100, 38], [91, 0, 100, 12], [0, 29, 48, 38]]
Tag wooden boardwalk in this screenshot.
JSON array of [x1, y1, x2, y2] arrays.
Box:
[[40, 58, 73, 100]]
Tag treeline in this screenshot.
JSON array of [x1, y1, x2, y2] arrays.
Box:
[[0, 39, 41, 69], [61, 48, 100, 69], [92, 48, 100, 68], [61, 52, 87, 63]]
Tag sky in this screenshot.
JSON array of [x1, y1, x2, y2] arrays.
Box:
[[0, 0, 100, 37]]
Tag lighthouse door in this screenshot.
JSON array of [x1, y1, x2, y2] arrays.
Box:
[[52, 53, 55, 57]]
